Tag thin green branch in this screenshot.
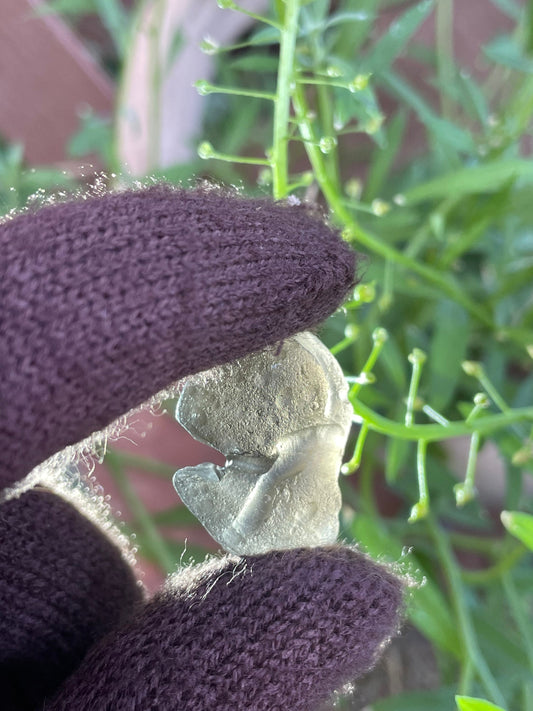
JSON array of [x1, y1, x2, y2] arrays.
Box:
[[502, 573, 533, 674], [195, 81, 276, 101], [105, 450, 176, 574], [341, 422, 369, 475], [198, 141, 270, 166], [105, 450, 175, 477], [461, 546, 527, 585], [436, 0, 455, 121], [409, 438, 429, 522], [348, 327, 388, 400], [406, 348, 427, 427], [217, 0, 282, 29], [291, 84, 495, 329], [454, 431, 480, 506], [427, 515, 506, 705], [271, 0, 300, 198], [351, 399, 533, 442]]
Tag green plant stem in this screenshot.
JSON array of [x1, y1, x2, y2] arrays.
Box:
[[448, 531, 504, 555], [198, 83, 276, 101], [147, 0, 165, 171], [462, 545, 526, 585], [427, 515, 505, 705], [342, 422, 369, 475], [359, 455, 378, 517], [478, 370, 510, 414], [454, 431, 481, 506], [226, 0, 281, 29], [503, 573, 533, 673], [106, 449, 176, 477], [465, 431, 480, 490], [351, 399, 533, 442], [404, 196, 457, 259], [458, 657, 475, 697], [330, 332, 358, 355], [422, 404, 450, 426], [409, 438, 429, 521], [436, 0, 455, 121], [406, 349, 426, 427], [291, 84, 494, 328], [349, 328, 388, 399], [105, 450, 175, 574], [271, 0, 300, 199]]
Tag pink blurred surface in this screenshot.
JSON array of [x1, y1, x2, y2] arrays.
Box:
[[93, 409, 224, 594]]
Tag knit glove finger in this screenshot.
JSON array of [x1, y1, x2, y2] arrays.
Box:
[[0, 185, 356, 490], [0, 489, 143, 710], [1, 186, 358, 709], [48, 547, 403, 711]]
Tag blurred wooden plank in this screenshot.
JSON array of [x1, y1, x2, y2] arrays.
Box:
[[0, 0, 114, 165]]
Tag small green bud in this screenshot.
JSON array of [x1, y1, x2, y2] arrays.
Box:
[[512, 446, 532, 465], [257, 168, 272, 186], [198, 141, 215, 159], [341, 461, 359, 475], [195, 80, 211, 96], [349, 73, 371, 92], [408, 348, 427, 366], [473, 392, 490, 408], [393, 194, 406, 206], [371, 198, 390, 216], [408, 500, 428, 523], [326, 65, 343, 77], [319, 136, 338, 154], [345, 178, 362, 200], [200, 38, 219, 55], [454, 482, 475, 507], [344, 323, 359, 339], [217, 0, 236, 8], [356, 371, 376, 385], [352, 283, 375, 304], [372, 327, 389, 345], [462, 360, 483, 378], [364, 114, 384, 135]]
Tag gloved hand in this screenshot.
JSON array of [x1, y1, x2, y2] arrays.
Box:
[[0, 185, 403, 711]]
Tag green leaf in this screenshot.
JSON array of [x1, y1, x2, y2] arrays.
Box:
[[363, 109, 407, 201], [385, 437, 412, 482], [427, 299, 470, 411], [483, 35, 533, 74], [229, 52, 279, 73], [375, 687, 456, 711], [332, 84, 383, 133], [324, 10, 375, 31], [149, 506, 200, 527], [455, 695, 507, 711], [455, 70, 490, 125], [382, 70, 475, 154], [165, 29, 184, 74], [501, 511, 533, 550], [93, 0, 130, 57], [34, 0, 94, 16], [351, 514, 461, 657], [404, 159, 533, 204], [68, 110, 113, 164], [363, 0, 435, 74], [487, 0, 522, 20]]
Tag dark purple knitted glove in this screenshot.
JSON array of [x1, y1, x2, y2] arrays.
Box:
[[0, 185, 403, 711]]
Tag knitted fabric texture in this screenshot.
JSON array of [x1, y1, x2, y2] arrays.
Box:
[[0, 489, 142, 710], [0, 186, 357, 490], [48, 546, 402, 711]]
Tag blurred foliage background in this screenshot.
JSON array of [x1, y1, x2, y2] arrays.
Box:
[[1, 1, 533, 709]]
